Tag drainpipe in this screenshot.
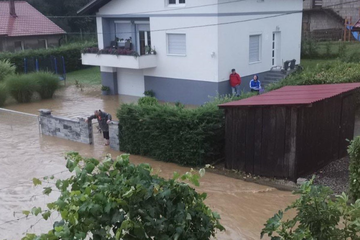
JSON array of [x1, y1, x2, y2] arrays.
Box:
[[9, 0, 17, 18]]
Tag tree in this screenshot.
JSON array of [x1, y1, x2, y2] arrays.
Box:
[[22, 153, 224, 240]]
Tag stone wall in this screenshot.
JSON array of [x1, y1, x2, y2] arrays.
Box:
[[109, 121, 120, 151], [39, 109, 93, 144]]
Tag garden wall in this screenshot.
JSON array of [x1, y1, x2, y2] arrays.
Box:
[[39, 109, 93, 144]]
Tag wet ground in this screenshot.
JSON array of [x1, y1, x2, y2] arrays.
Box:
[[0, 86, 296, 239]]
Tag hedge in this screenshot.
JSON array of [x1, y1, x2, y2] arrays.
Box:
[[0, 83, 7, 107], [0, 59, 16, 82], [117, 94, 254, 166], [0, 42, 96, 73], [267, 61, 360, 91], [6, 74, 37, 103]]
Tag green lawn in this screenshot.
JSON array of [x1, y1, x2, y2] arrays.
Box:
[[66, 67, 101, 85]]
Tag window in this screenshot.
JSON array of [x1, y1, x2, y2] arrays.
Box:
[[249, 34, 261, 63], [38, 39, 47, 49], [14, 41, 24, 52], [168, 0, 185, 6], [167, 33, 186, 55]]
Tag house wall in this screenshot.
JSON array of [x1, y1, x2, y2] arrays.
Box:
[[0, 35, 61, 52], [303, 0, 360, 23], [94, 0, 303, 104], [218, 0, 303, 86], [302, 11, 343, 31]]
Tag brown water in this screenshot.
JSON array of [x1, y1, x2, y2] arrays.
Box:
[[0, 86, 296, 239]]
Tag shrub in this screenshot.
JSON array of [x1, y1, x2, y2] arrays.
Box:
[[22, 153, 224, 240], [101, 85, 110, 91], [261, 178, 360, 240], [267, 61, 360, 91], [301, 38, 320, 59], [0, 83, 7, 107], [31, 72, 60, 99], [138, 96, 158, 106], [0, 59, 16, 82], [0, 42, 96, 74], [6, 74, 37, 103], [144, 89, 155, 97], [118, 93, 254, 166], [348, 136, 360, 201]]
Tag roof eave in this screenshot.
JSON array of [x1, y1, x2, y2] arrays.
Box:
[[77, 0, 111, 15]]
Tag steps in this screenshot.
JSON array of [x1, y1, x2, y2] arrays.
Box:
[[262, 70, 288, 87]]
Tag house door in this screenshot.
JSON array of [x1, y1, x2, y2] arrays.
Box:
[[272, 32, 281, 67], [136, 24, 151, 55]]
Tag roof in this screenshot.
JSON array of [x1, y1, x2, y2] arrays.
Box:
[[219, 83, 360, 107], [77, 0, 111, 15], [0, 1, 65, 37]]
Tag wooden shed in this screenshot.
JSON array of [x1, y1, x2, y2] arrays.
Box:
[[219, 83, 360, 180]]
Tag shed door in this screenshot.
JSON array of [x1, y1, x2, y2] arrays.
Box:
[[339, 94, 356, 157]]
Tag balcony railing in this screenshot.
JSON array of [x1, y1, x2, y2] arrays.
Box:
[[81, 48, 157, 69]]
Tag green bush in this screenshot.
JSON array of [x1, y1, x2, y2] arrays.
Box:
[[0, 83, 7, 107], [144, 89, 155, 97], [348, 136, 360, 201], [261, 178, 360, 240], [0, 42, 96, 74], [118, 93, 254, 166], [0, 59, 16, 82], [138, 96, 158, 106], [6, 74, 37, 103], [22, 153, 224, 240], [267, 61, 360, 91], [31, 72, 60, 99]]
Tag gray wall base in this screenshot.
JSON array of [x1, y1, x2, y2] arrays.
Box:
[[101, 72, 118, 95], [39, 109, 93, 144]]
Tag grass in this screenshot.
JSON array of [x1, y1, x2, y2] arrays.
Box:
[[66, 67, 101, 86]]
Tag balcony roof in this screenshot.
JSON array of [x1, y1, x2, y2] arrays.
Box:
[[77, 0, 111, 15]]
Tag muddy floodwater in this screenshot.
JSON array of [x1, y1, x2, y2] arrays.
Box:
[[0, 86, 296, 239]]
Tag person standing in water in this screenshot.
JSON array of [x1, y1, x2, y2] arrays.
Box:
[[249, 74, 262, 94], [86, 110, 112, 146]]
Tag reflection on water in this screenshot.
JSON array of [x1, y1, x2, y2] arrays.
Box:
[[0, 87, 296, 239]]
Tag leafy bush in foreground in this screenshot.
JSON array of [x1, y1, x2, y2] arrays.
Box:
[[348, 136, 360, 201], [22, 153, 224, 240], [0, 59, 16, 82], [6, 74, 37, 103], [261, 178, 360, 240], [267, 61, 360, 91], [32, 72, 60, 99], [0, 83, 7, 107], [138, 96, 158, 106]]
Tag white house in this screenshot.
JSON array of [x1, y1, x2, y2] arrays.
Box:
[[79, 0, 303, 105]]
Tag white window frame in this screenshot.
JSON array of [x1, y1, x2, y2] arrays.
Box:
[[166, 33, 187, 56], [38, 39, 48, 49], [166, 0, 186, 7], [249, 34, 262, 64], [14, 40, 24, 51]]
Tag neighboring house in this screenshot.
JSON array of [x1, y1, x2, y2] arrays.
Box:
[[303, 0, 360, 40], [0, 0, 66, 52], [79, 0, 303, 105]]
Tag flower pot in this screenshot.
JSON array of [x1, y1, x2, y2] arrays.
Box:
[[102, 90, 109, 95]]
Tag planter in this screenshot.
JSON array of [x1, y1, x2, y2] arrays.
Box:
[[102, 90, 109, 95]]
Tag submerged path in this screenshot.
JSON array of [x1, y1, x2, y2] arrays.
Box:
[[0, 87, 296, 239]]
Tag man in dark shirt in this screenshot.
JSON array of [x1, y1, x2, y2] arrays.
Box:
[[86, 110, 112, 146]]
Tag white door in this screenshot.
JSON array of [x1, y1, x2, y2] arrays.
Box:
[[117, 69, 145, 97], [272, 32, 281, 66], [136, 24, 150, 55]]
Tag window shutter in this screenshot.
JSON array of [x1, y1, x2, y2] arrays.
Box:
[[167, 34, 186, 55], [249, 35, 260, 63]]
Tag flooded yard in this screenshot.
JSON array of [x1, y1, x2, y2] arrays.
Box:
[[0, 86, 296, 239]]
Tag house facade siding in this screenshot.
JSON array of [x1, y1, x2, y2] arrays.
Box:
[[82, 0, 303, 105], [0, 35, 62, 52]]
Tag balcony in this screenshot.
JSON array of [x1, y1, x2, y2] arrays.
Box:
[[81, 52, 157, 69]]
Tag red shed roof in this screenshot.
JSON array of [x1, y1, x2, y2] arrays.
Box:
[[0, 1, 65, 37], [219, 83, 360, 107]]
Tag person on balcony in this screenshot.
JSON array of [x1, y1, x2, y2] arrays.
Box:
[[249, 74, 262, 94], [229, 69, 242, 97], [86, 110, 112, 146]]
